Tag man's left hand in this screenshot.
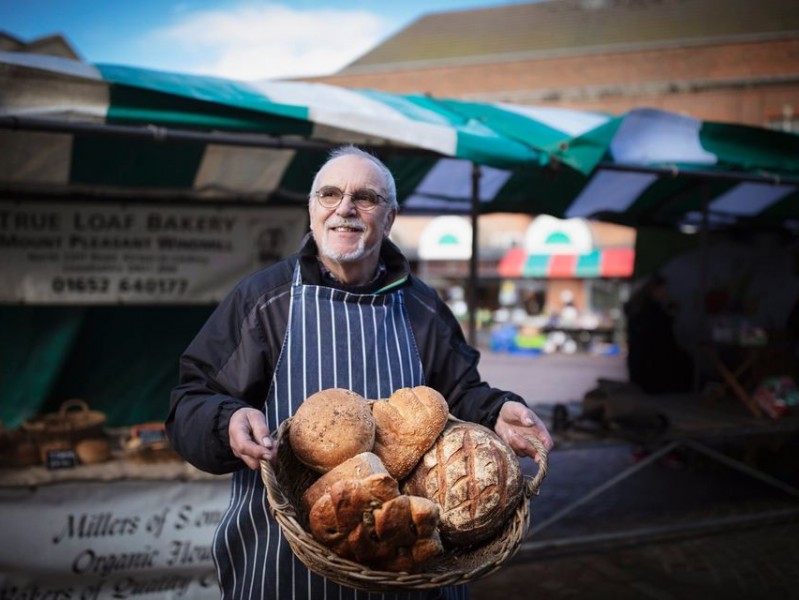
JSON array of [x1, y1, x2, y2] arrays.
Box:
[[494, 401, 553, 463]]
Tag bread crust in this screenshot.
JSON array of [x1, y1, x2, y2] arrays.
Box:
[[308, 474, 400, 554], [371, 386, 449, 480], [309, 482, 444, 571], [403, 421, 523, 546], [301, 451, 389, 513], [289, 388, 375, 473]]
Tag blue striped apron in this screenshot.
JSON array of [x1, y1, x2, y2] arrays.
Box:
[[212, 265, 467, 600]]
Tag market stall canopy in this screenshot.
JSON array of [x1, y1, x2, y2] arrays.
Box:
[[401, 108, 799, 229], [558, 110, 799, 232], [2, 51, 798, 224], [497, 215, 635, 279], [498, 246, 635, 279], [0, 51, 593, 207]]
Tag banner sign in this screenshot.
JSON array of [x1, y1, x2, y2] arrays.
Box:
[[0, 201, 308, 304], [0, 478, 231, 599]]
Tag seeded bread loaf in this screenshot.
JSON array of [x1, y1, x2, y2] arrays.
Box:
[[289, 388, 375, 473]]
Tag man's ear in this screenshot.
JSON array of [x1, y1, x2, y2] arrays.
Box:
[[383, 207, 397, 236]]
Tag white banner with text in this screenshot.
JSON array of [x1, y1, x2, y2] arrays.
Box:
[[0, 201, 308, 304], [0, 478, 230, 599]]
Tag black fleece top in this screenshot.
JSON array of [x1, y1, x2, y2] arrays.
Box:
[[166, 234, 522, 474]]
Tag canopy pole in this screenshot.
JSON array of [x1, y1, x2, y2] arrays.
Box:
[[695, 181, 711, 392], [468, 163, 482, 347]]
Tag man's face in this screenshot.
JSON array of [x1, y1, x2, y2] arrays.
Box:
[[309, 154, 396, 264]]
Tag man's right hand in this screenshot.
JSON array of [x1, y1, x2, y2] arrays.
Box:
[[228, 407, 276, 469]]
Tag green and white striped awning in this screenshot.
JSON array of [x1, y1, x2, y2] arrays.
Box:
[[2, 51, 799, 231]]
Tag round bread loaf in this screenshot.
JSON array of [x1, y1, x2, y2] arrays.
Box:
[[289, 388, 375, 473], [402, 420, 523, 546], [371, 386, 449, 480]]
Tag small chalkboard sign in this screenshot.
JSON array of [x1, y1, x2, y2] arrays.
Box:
[[130, 422, 167, 445], [45, 448, 78, 470], [137, 427, 166, 444]]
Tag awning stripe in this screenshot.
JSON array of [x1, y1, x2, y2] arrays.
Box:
[[498, 247, 634, 278]]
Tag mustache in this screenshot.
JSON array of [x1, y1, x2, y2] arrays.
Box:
[[326, 216, 366, 230]]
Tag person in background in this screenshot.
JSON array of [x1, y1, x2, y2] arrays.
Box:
[[166, 144, 553, 600], [624, 274, 694, 394]]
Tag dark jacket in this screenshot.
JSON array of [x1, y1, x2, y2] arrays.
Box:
[[166, 236, 519, 474]]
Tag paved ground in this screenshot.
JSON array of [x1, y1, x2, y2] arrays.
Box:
[[466, 349, 799, 599], [475, 349, 629, 408], [470, 518, 799, 599]]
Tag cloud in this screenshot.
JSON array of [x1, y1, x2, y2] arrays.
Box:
[[142, 2, 390, 80]]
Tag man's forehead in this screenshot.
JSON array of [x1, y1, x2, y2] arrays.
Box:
[[317, 155, 384, 185]]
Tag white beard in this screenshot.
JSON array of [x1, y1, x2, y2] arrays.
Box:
[[318, 215, 383, 263], [320, 234, 367, 263]]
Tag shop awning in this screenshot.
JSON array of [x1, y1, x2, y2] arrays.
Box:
[[497, 246, 635, 279]]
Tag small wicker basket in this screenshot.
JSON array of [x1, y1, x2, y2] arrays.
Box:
[[260, 416, 548, 592], [22, 399, 107, 445]]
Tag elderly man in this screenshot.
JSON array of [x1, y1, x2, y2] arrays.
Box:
[[167, 145, 552, 600]]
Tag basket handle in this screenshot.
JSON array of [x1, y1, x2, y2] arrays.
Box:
[[260, 419, 297, 518], [59, 398, 89, 416], [522, 435, 548, 498]]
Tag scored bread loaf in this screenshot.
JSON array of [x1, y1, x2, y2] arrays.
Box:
[[371, 386, 449, 480], [301, 452, 389, 514], [289, 388, 375, 473], [402, 420, 523, 546]]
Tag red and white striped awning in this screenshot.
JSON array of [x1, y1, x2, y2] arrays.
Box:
[[497, 246, 634, 279]]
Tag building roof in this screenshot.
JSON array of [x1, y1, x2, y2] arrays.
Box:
[[341, 0, 799, 73], [0, 31, 81, 60]]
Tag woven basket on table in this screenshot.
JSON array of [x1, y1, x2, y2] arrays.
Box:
[[260, 415, 548, 592], [21, 399, 106, 444]]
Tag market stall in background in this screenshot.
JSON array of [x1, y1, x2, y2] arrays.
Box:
[[391, 213, 635, 355]]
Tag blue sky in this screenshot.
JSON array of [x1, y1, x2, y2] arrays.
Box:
[[0, 0, 531, 80]]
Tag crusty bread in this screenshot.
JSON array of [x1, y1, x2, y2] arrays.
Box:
[[402, 420, 523, 546], [307, 474, 401, 555], [289, 388, 375, 473], [364, 495, 443, 572], [311, 487, 443, 572], [301, 452, 390, 514], [371, 386, 449, 480]]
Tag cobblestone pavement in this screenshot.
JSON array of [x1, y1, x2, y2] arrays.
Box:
[[468, 351, 799, 600]]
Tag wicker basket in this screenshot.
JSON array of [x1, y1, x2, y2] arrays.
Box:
[[21, 399, 107, 445], [260, 416, 548, 592]]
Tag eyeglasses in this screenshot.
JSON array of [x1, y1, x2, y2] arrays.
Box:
[[313, 186, 386, 211]]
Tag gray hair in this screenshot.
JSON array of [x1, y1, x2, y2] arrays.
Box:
[[310, 145, 398, 210]]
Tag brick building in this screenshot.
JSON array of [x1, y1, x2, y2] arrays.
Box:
[[304, 0, 799, 130]]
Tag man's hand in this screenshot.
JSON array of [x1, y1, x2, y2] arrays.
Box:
[[228, 407, 277, 469], [494, 401, 554, 464]]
